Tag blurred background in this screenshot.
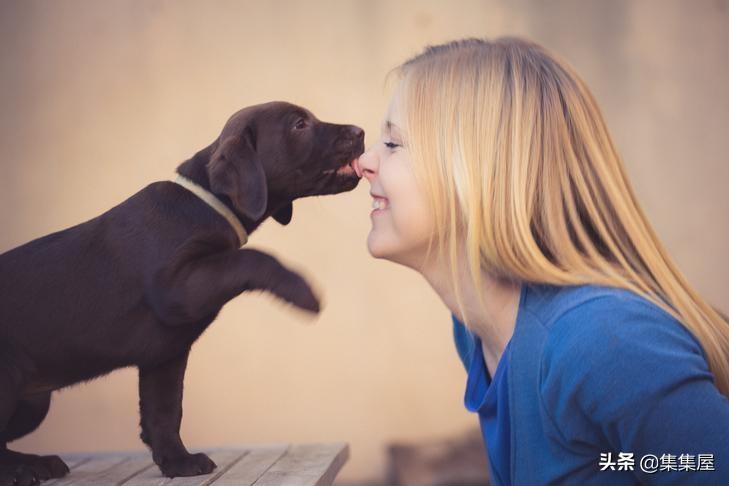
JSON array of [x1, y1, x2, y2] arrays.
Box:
[[1, 0, 727, 484]]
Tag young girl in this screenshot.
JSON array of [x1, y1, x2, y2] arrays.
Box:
[[352, 37, 729, 484]]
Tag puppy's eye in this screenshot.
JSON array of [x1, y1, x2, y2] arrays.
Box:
[[293, 118, 307, 130], [384, 141, 400, 149]]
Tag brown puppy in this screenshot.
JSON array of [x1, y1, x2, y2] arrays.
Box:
[[0, 101, 364, 485]]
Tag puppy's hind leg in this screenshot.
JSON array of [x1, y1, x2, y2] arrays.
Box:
[[0, 342, 68, 486], [0, 392, 69, 486]]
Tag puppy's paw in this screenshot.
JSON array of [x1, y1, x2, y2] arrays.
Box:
[[0, 465, 35, 486], [34, 455, 69, 479], [158, 452, 216, 478], [0, 454, 69, 486], [273, 271, 322, 315], [0, 464, 41, 486]]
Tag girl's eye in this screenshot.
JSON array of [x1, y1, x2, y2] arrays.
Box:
[[384, 141, 400, 149]]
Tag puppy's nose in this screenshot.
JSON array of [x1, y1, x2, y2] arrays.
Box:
[[341, 125, 364, 143], [349, 126, 364, 142]]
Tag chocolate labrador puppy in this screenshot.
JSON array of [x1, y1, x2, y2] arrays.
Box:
[[0, 101, 364, 485]]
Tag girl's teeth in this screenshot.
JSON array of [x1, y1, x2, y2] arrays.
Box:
[[372, 199, 388, 210]]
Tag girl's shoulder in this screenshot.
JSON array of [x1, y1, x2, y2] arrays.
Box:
[[522, 282, 678, 332], [537, 282, 714, 429], [535, 283, 729, 464], [533, 282, 707, 365]]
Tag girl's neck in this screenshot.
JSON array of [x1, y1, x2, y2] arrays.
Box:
[[419, 252, 521, 374]]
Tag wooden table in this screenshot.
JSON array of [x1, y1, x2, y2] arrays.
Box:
[[43, 443, 349, 486]]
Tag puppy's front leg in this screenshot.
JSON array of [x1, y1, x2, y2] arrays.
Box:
[[146, 237, 321, 325], [138, 352, 216, 478]]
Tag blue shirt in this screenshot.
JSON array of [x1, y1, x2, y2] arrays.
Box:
[[452, 281, 729, 484], [455, 316, 513, 485]]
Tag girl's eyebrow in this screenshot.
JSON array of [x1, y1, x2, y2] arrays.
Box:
[[381, 119, 404, 135]]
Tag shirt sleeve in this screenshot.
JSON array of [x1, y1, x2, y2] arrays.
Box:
[[452, 313, 476, 371], [539, 295, 729, 483]]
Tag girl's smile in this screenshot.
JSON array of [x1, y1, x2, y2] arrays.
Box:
[[371, 194, 389, 213]]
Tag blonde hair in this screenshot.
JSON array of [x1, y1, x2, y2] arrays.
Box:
[[393, 37, 729, 397]]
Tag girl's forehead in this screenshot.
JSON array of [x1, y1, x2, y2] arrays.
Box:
[[383, 96, 406, 133], [387, 83, 407, 116]]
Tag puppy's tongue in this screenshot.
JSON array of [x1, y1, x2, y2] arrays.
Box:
[[336, 163, 356, 176], [351, 158, 363, 178]]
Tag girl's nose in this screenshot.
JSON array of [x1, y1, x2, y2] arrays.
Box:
[[353, 146, 377, 179]]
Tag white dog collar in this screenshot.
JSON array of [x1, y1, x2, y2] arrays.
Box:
[[172, 173, 248, 247]]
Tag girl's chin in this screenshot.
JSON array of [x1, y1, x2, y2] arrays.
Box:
[[367, 234, 408, 265], [367, 230, 430, 270], [366, 231, 392, 260]]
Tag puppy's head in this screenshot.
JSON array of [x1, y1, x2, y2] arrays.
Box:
[[206, 101, 364, 225]]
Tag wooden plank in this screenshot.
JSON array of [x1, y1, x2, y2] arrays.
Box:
[[121, 449, 245, 486], [211, 444, 288, 485], [38, 443, 349, 485], [56, 455, 92, 471], [50, 456, 128, 486], [71, 456, 155, 486], [252, 443, 349, 486], [44, 455, 92, 486]]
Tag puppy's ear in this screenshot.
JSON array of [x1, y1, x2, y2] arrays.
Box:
[[207, 127, 267, 220], [272, 202, 293, 226]]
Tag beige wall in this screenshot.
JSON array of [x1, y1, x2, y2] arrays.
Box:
[[1, 0, 727, 482]]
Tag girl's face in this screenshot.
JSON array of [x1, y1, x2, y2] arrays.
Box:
[[353, 87, 435, 270]]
